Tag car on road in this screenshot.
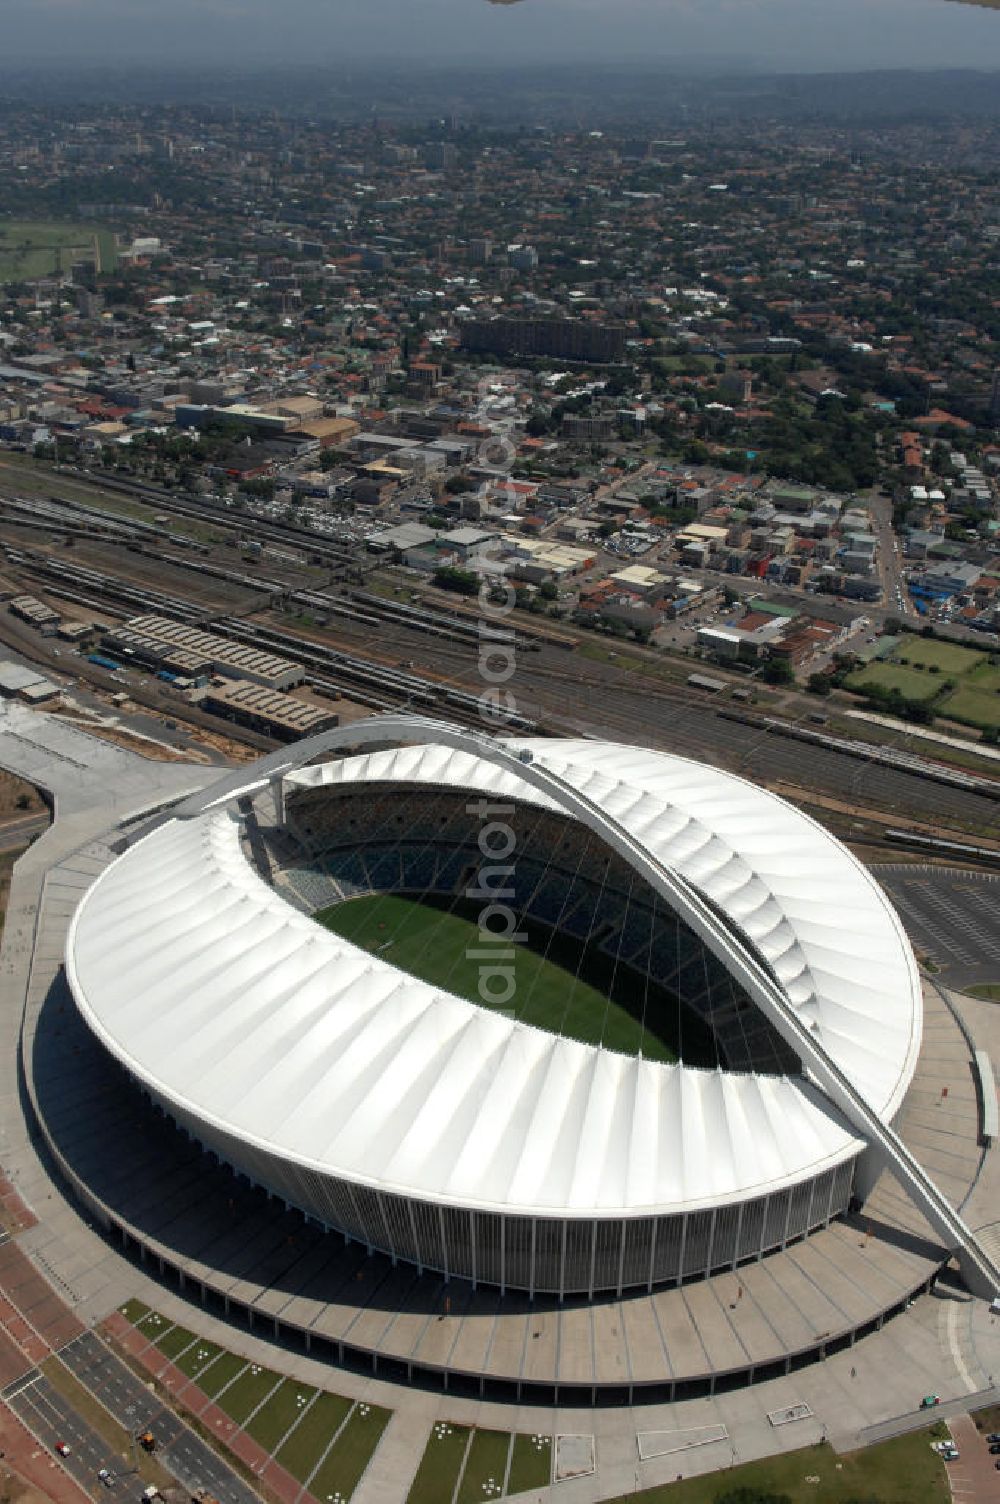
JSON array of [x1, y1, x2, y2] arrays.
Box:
[[919, 1394, 940, 1409], [54, 1442, 71, 1457]]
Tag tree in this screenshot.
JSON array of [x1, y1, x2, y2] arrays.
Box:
[[807, 672, 832, 696], [761, 657, 794, 685], [433, 566, 479, 597]]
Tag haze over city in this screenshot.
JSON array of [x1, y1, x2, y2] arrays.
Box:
[[0, 0, 998, 71]]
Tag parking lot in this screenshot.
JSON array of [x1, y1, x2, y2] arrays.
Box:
[[945, 1413, 1000, 1499], [875, 865, 1000, 993]]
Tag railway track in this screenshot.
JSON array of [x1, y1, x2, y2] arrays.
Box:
[[3, 473, 1000, 834]]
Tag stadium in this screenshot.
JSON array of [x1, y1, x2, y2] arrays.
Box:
[[64, 715, 997, 1314]]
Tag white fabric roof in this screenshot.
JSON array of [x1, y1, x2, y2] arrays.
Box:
[[66, 738, 923, 1219]]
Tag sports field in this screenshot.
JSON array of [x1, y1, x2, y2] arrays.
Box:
[[892, 638, 987, 674], [845, 636, 1000, 731], [844, 662, 941, 702], [0, 220, 117, 282], [315, 893, 717, 1064]]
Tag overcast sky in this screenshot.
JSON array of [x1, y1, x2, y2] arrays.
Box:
[[1, 0, 997, 72]]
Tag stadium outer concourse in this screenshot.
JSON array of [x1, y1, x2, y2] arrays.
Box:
[[64, 713, 1000, 1310]]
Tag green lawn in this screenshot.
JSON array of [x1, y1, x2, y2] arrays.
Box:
[[844, 663, 943, 702], [506, 1433, 551, 1495], [244, 1377, 317, 1454], [172, 1336, 225, 1382], [275, 1390, 353, 1484], [606, 1435, 947, 1504], [119, 1298, 150, 1324], [406, 1422, 471, 1504], [845, 639, 1000, 729], [213, 1363, 283, 1425], [135, 1310, 170, 1338], [941, 680, 1000, 732], [152, 1324, 198, 1363], [191, 1349, 247, 1399], [968, 660, 1000, 687], [307, 1402, 391, 1502], [652, 355, 716, 374], [0, 219, 117, 282], [966, 983, 1000, 1001], [316, 892, 720, 1064], [893, 638, 987, 674], [456, 1429, 511, 1503], [578, 643, 644, 672]]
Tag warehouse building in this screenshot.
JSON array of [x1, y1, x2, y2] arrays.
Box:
[[199, 681, 338, 741], [104, 616, 303, 690]]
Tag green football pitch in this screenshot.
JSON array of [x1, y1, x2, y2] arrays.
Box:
[[0, 220, 117, 282], [315, 892, 718, 1064]]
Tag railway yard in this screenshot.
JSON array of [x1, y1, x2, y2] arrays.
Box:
[[2, 458, 1000, 861]]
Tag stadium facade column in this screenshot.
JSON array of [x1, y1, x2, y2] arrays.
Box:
[[853, 1142, 888, 1206]]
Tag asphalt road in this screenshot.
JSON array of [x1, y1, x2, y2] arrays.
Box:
[[869, 491, 912, 619], [4, 1370, 123, 1499], [157, 1413, 263, 1504], [59, 1333, 262, 1504], [0, 1332, 264, 1504], [58, 1333, 159, 1436], [0, 810, 49, 851]]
